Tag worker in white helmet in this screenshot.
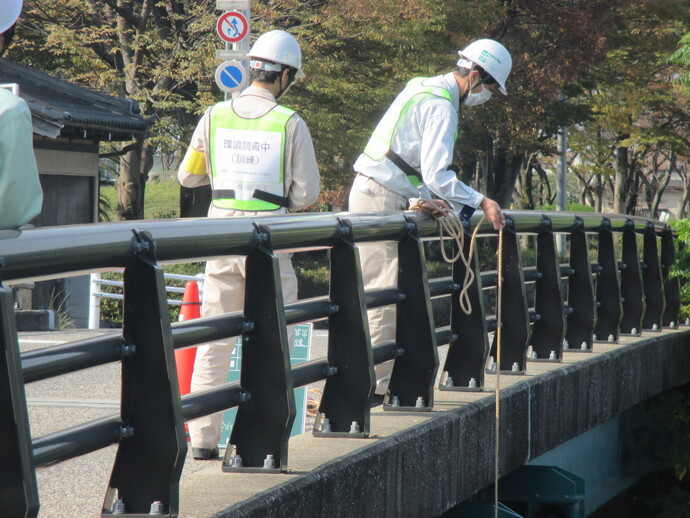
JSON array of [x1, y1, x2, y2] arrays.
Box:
[[178, 30, 320, 459], [0, 0, 22, 57], [349, 39, 511, 403], [0, 0, 44, 229]]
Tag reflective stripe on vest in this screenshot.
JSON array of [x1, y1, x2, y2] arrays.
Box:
[[209, 101, 295, 211], [363, 77, 452, 187]]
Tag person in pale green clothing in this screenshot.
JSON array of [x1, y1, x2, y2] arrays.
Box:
[[0, 0, 43, 229], [0, 88, 43, 229]]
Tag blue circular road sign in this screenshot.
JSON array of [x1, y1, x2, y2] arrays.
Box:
[[215, 60, 247, 93]]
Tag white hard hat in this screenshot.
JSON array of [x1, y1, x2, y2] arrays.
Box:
[[0, 0, 23, 35], [457, 39, 512, 95], [248, 30, 305, 79]]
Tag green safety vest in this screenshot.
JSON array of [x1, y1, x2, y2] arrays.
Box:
[[363, 77, 453, 187], [209, 101, 295, 211]]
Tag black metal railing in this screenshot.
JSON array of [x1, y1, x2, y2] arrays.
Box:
[[0, 210, 681, 517]]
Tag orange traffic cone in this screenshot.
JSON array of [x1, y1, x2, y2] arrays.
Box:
[[175, 281, 201, 395], [175, 281, 201, 442]]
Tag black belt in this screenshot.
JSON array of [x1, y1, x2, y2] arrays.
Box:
[[385, 149, 424, 184], [212, 189, 289, 208], [384, 150, 476, 223]]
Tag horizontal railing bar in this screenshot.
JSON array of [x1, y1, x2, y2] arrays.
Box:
[[365, 287, 402, 311], [292, 358, 332, 388], [172, 313, 246, 350], [22, 335, 125, 384], [436, 327, 455, 346], [372, 340, 399, 365], [285, 296, 332, 325], [471, 210, 666, 235], [23, 312, 249, 384], [181, 381, 243, 422], [0, 211, 668, 284], [32, 415, 122, 467], [428, 277, 456, 298], [0, 218, 260, 283], [253, 214, 342, 250]]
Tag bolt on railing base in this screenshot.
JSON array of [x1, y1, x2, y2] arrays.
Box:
[[311, 413, 368, 438], [382, 395, 432, 412]]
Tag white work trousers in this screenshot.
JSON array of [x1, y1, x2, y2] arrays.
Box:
[[348, 174, 407, 394], [188, 252, 298, 449]]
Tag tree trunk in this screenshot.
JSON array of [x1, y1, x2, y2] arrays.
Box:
[[625, 169, 640, 215], [614, 145, 629, 214], [594, 175, 603, 212], [490, 148, 523, 208], [650, 170, 671, 219], [518, 152, 536, 210], [116, 137, 153, 220]]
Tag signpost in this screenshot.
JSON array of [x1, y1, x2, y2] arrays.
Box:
[[219, 323, 313, 448]]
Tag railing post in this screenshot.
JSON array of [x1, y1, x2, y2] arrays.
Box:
[[384, 216, 439, 410], [529, 216, 565, 361], [661, 229, 681, 328], [489, 217, 530, 373], [223, 223, 295, 472], [564, 217, 596, 351], [440, 217, 489, 391], [102, 230, 186, 517], [0, 284, 39, 518], [313, 218, 375, 437], [593, 218, 622, 342], [641, 223, 664, 330], [619, 220, 644, 334]]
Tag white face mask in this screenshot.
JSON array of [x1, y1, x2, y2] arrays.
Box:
[[463, 85, 492, 106]]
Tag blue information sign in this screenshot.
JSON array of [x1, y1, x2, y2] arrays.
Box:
[[219, 323, 313, 448]]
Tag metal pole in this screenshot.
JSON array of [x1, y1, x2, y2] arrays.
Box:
[[88, 273, 101, 330], [231, 2, 250, 100]]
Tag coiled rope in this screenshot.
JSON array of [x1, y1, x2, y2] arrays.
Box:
[[409, 198, 486, 315]]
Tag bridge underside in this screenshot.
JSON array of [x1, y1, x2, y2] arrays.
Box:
[[179, 329, 690, 518]]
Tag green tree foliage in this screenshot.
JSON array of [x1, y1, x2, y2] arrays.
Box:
[[15, 0, 219, 219], [671, 31, 690, 87], [8, 0, 690, 217], [556, 0, 690, 216]]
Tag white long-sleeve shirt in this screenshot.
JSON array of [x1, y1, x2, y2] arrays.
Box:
[[178, 86, 320, 217], [353, 72, 483, 211]]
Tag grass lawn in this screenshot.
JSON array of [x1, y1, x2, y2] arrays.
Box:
[[100, 176, 181, 221]]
